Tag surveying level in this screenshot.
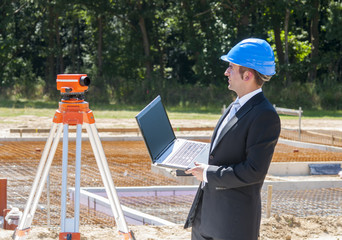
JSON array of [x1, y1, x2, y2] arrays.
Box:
[[13, 74, 135, 240], [56, 74, 90, 101]]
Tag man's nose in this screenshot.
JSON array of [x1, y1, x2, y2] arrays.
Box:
[[224, 68, 230, 76]]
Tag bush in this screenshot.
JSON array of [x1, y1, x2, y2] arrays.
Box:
[[264, 82, 320, 109]]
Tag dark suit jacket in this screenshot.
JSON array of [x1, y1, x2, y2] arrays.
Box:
[[184, 92, 281, 240]]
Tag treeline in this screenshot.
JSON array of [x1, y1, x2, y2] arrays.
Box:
[[0, 0, 341, 110]]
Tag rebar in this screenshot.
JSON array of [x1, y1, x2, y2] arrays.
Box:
[[1, 140, 342, 227]]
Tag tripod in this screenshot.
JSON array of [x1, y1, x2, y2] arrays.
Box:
[[14, 96, 134, 239]]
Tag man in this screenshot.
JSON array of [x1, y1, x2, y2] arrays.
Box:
[[184, 38, 281, 240]]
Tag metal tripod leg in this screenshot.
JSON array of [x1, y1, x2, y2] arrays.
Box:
[[74, 124, 82, 232], [14, 123, 63, 240], [85, 123, 134, 239], [60, 124, 69, 232], [60, 124, 82, 239], [14, 120, 134, 239]]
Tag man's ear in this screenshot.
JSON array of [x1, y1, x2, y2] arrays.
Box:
[[243, 71, 253, 81]]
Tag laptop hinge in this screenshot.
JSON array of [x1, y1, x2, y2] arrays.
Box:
[[155, 140, 175, 161]]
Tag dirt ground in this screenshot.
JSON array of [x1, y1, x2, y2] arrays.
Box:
[[1, 117, 342, 239], [1, 215, 342, 239]]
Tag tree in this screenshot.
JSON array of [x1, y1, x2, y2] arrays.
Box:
[[307, 0, 320, 82], [0, 0, 341, 109]]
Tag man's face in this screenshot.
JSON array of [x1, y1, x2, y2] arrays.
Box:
[[224, 63, 243, 93]]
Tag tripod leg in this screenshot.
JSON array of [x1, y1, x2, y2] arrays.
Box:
[[59, 124, 82, 237], [74, 124, 82, 232], [14, 123, 63, 240], [85, 123, 133, 238], [60, 124, 69, 232]]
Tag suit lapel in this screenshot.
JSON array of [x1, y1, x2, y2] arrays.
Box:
[[210, 103, 232, 152], [211, 92, 265, 153], [213, 103, 252, 149]]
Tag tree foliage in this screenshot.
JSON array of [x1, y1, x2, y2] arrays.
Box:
[[0, 0, 341, 109]]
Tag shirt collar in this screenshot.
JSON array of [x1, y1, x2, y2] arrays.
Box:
[[236, 88, 262, 108]]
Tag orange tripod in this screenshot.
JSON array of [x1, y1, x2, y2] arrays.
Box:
[[14, 74, 135, 240]]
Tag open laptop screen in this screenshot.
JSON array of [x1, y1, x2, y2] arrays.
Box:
[[135, 96, 176, 161]]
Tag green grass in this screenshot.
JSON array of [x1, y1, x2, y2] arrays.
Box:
[[0, 107, 56, 117], [0, 99, 341, 120], [0, 99, 57, 109], [277, 110, 342, 119], [300, 110, 342, 118], [0, 99, 223, 120]]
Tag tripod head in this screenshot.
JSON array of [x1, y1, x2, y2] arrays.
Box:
[[57, 74, 90, 102]]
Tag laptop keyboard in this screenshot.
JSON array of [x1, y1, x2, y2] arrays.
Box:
[[165, 142, 206, 166]]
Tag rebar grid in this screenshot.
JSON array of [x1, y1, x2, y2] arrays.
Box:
[[118, 188, 342, 224], [1, 140, 342, 227], [272, 143, 342, 162], [281, 128, 342, 147], [260, 188, 342, 218], [8, 187, 342, 227]]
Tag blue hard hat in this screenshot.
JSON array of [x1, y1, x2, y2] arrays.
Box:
[[220, 38, 276, 76]]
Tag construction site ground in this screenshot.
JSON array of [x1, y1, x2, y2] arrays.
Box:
[[1, 117, 342, 239]]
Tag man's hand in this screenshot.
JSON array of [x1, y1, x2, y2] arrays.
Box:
[[185, 162, 208, 182]]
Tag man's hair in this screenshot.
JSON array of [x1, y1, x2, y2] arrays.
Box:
[[239, 66, 272, 86]]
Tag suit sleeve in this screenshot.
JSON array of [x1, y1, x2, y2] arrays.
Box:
[[206, 109, 280, 189]]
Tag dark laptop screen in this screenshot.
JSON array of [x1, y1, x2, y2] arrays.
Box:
[[135, 96, 176, 161]]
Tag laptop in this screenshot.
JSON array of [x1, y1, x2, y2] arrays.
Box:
[[135, 95, 210, 170]]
